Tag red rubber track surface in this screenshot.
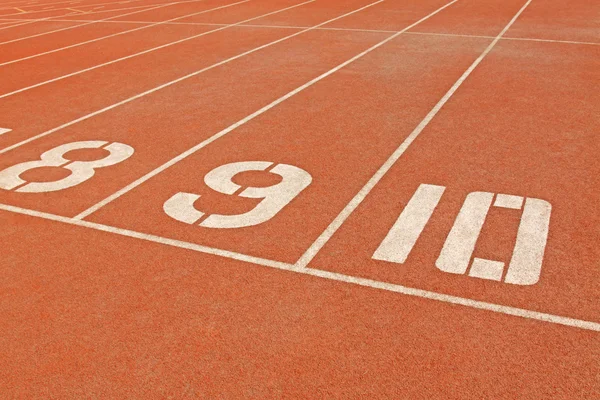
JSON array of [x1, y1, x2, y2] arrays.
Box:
[[0, 0, 598, 397]]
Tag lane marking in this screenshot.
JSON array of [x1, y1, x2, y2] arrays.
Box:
[[494, 193, 523, 209], [437, 191, 494, 275], [0, 0, 165, 7], [0, 0, 230, 47], [0, 1, 162, 18], [4, 16, 596, 47], [372, 186, 551, 286], [0, 140, 134, 193], [0, 127, 12, 135], [1, 203, 293, 270], [0, 13, 599, 47], [373, 184, 445, 264], [0, 0, 304, 94], [0, 0, 378, 156], [0, 10, 81, 31], [73, 0, 458, 220], [295, 0, 535, 269], [163, 161, 312, 228], [470, 258, 504, 281], [1, 202, 598, 332]]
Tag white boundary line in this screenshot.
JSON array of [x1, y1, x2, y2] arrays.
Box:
[[2, 16, 598, 46], [73, 0, 460, 220], [0, 9, 78, 30], [0, 0, 215, 46], [0, 0, 382, 154], [0, 0, 234, 54], [1, 202, 598, 332], [295, 0, 535, 268], [0, 204, 291, 269], [498, 35, 600, 47], [0, 20, 23, 26], [1, 0, 144, 8], [0, 0, 310, 93], [0, 0, 138, 9], [0, 1, 165, 17]]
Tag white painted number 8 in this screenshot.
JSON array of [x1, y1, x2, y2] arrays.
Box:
[[164, 161, 312, 228], [0, 140, 134, 193]]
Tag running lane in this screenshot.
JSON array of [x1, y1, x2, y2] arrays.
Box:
[[309, 40, 600, 323], [0, 209, 597, 398]]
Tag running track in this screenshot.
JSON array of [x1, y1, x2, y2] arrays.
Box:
[[0, 0, 599, 397]]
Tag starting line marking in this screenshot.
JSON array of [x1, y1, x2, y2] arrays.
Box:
[[0, 127, 12, 135], [0, 202, 598, 333]]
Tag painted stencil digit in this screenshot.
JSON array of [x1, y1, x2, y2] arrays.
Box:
[[372, 184, 552, 286], [0, 140, 134, 193], [164, 161, 312, 228], [436, 192, 551, 286]]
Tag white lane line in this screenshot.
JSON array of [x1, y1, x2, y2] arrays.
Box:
[[0, 0, 213, 46], [0, 0, 235, 48], [73, 0, 459, 220], [1, 202, 599, 332], [0, 0, 371, 156], [406, 30, 600, 47], [295, 0, 535, 269], [501, 35, 600, 46], [6, 17, 596, 47], [0, 0, 138, 7], [0, 127, 12, 135], [0, 10, 80, 30], [0, 0, 301, 93], [0, 1, 160, 17], [304, 267, 600, 332], [0, 203, 292, 270]]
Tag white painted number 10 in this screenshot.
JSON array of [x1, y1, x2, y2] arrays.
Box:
[[373, 184, 552, 286]]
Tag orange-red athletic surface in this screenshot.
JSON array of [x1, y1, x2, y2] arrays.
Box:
[[0, 0, 598, 398]]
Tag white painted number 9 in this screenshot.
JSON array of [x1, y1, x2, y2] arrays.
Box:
[[0, 140, 134, 193], [164, 161, 312, 228]]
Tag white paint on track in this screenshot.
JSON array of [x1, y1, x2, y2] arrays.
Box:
[[1, 17, 599, 46], [295, 0, 535, 269], [1, 202, 598, 332], [0, 10, 79, 31], [0, 1, 166, 18], [373, 184, 445, 264]]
